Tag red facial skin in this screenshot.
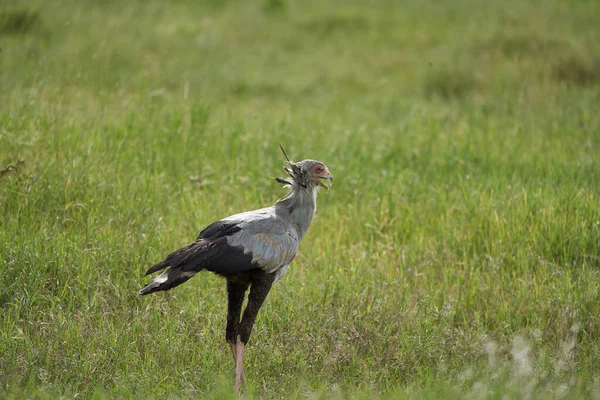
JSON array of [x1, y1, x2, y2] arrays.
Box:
[[313, 163, 328, 176], [312, 163, 333, 188]]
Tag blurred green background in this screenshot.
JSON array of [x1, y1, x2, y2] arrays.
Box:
[[1, 0, 600, 398]]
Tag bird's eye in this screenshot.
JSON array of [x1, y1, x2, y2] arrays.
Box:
[[315, 165, 324, 173]]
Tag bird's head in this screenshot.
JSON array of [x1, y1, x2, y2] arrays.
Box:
[[274, 145, 333, 190]]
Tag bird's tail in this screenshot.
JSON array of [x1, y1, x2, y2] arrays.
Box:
[[139, 239, 221, 295], [139, 267, 197, 295]]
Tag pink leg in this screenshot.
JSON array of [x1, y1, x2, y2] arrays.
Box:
[[229, 341, 236, 360], [234, 335, 246, 393], [229, 341, 246, 385]]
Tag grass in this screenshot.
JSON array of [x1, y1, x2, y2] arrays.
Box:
[[1, 0, 600, 398]]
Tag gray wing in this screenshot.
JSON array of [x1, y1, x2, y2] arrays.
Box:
[[221, 208, 300, 274], [144, 235, 258, 277], [145, 207, 299, 277], [140, 207, 300, 294]]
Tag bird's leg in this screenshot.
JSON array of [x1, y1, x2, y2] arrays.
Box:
[[229, 342, 240, 381], [234, 334, 245, 393], [231, 271, 276, 391], [238, 271, 275, 344], [226, 278, 249, 386], [229, 342, 237, 360], [232, 336, 246, 390]]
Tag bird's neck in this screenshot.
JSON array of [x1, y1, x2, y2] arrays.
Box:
[[275, 185, 319, 239]]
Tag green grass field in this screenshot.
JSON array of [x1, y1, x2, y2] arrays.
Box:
[[1, 0, 600, 398]]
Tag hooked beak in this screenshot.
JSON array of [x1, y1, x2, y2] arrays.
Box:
[[318, 174, 333, 190]]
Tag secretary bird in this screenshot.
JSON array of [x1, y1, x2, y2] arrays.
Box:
[[139, 145, 332, 391]]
